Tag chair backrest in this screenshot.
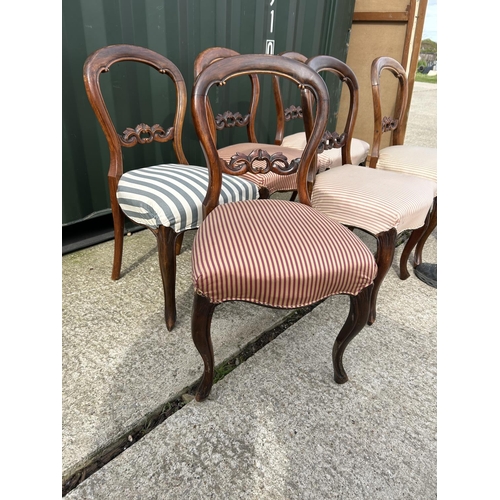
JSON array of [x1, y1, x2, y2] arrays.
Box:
[[301, 55, 360, 166], [274, 52, 358, 165], [369, 56, 409, 168], [193, 47, 261, 147], [272, 51, 308, 146], [192, 54, 330, 217], [83, 44, 189, 191]]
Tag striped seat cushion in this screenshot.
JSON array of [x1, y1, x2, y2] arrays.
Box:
[[218, 143, 329, 194], [311, 164, 437, 235], [116, 164, 259, 232], [282, 132, 370, 168], [377, 145, 437, 185], [192, 199, 377, 307]]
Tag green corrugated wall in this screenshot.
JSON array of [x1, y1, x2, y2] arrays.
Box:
[[62, 0, 355, 227]]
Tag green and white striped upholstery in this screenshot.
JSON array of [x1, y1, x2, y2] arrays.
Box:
[[217, 143, 330, 194], [117, 164, 259, 232], [311, 164, 437, 236], [192, 199, 377, 307], [282, 132, 370, 168], [376, 145, 437, 186]]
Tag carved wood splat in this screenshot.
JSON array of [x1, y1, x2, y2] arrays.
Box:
[[284, 104, 303, 121], [120, 123, 174, 146], [382, 116, 398, 132], [317, 130, 347, 153], [227, 148, 300, 175], [214, 111, 251, 130]]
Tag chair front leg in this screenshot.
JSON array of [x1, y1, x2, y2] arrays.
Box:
[[399, 202, 433, 279], [156, 226, 178, 331], [111, 204, 126, 281], [192, 293, 217, 401], [332, 284, 373, 383], [369, 228, 397, 325], [413, 197, 437, 267]]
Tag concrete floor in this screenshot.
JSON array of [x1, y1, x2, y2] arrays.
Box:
[[62, 82, 437, 498]]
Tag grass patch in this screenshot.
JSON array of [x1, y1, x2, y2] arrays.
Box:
[[415, 73, 437, 84]]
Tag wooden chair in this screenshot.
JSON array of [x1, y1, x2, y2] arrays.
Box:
[[83, 44, 259, 331], [193, 47, 311, 198], [190, 53, 378, 401], [273, 51, 370, 171], [300, 55, 437, 325], [370, 56, 437, 272]]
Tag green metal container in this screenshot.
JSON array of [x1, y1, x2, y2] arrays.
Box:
[[62, 0, 355, 248]]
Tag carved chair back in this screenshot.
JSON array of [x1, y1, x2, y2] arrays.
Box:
[[298, 55, 360, 166], [193, 47, 261, 148], [191, 54, 330, 217], [83, 44, 189, 193], [369, 56, 409, 168], [271, 51, 308, 146]]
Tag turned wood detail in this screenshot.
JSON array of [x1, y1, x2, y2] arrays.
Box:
[[120, 123, 174, 146], [227, 148, 299, 175], [381, 116, 398, 133], [284, 104, 303, 121], [214, 111, 251, 130]]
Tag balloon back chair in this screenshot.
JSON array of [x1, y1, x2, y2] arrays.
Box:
[[193, 47, 312, 199], [298, 55, 437, 325], [272, 51, 370, 172], [370, 56, 437, 273], [190, 53, 378, 402], [83, 44, 259, 331]]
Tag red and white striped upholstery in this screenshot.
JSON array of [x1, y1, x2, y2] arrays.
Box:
[[218, 143, 331, 194], [311, 165, 437, 235], [192, 199, 377, 307], [282, 132, 370, 168], [376, 145, 437, 186]]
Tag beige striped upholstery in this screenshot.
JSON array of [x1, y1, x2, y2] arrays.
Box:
[[282, 132, 370, 167], [311, 165, 437, 235], [377, 145, 437, 185], [192, 199, 377, 307], [218, 143, 330, 194]]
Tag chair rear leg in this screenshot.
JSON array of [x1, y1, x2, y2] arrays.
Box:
[[175, 231, 185, 256], [111, 205, 125, 281], [369, 228, 397, 325], [192, 293, 217, 401], [157, 226, 178, 331], [413, 197, 437, 267], [332, 284, 373, 383]]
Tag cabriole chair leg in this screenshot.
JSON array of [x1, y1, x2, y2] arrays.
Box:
[[111, 206, 125, 281], [157, 226, 179, 331], [399, 224, 428, 280], [192, 293, 217, 401], [369, 228, 397, 325], [413, 197, 437, 268], [333, 284, 373, 383], [399, 203, 433, 279]]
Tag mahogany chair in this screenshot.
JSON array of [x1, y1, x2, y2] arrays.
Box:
[[300, 55, 437, 325], [193, 47, 311, 198], [190, 53, 378, 402], [370, 56, 437, 272], [83, 44, 259, 331], [273, 51, 370, 171]]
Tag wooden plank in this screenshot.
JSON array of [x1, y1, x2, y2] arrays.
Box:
[[353, 12, 409, 22]]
